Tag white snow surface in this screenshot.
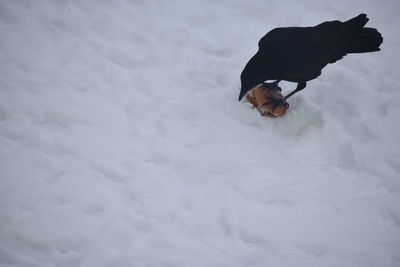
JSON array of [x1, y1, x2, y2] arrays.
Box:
[[1, 0, 400, 266]]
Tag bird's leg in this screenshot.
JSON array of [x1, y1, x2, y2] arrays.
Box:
[[282, 81, 306, 102], [261, 80, 282, 91], [272, 80, 282, 91], [273, 79, 281, 86], [264, 81, 306, 110]]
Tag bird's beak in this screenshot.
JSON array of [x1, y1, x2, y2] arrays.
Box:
[[238, 86, 250, 101]]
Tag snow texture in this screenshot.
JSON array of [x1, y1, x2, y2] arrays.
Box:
[[1, 0, 400, 266]]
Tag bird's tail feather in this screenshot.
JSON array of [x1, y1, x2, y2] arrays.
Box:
[[326, 14, 369, 63], [346, 27, 383, 53]]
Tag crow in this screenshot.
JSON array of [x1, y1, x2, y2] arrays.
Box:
[[238, 14, 383, 106]]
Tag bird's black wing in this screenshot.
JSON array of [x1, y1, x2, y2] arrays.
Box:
[[256, 14, 369, 81], [257, 27, 328, 81]]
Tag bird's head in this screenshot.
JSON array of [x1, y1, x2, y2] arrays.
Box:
[[239, 75, 256, 101], [238, 53, 270, 101]]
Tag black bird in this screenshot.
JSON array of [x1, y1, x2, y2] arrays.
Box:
[[239, 14, 383, 105]]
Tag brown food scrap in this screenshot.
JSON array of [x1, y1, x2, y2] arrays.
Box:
[[246, 84, 289, 117]]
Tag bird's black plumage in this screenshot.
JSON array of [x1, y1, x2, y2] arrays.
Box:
[[239, 14, 383, 101]]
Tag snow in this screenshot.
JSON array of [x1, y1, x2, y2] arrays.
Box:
[[1, 0, 400, 266]]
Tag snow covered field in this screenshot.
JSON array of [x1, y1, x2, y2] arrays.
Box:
[[1, 0, 400, 266]]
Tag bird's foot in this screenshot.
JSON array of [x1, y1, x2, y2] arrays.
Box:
[[261, 82, 282, 92], [264, 98, 289, 111]]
